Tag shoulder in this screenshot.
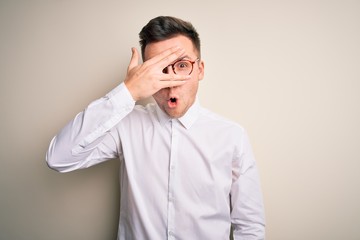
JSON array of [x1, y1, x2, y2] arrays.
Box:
[[193, 106, 247, 144], [199, 107, 245, 133]]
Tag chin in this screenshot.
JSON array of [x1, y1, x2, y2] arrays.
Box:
[[166, 110, 185, 118]]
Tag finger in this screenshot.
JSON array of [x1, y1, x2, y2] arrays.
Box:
[[158, 74, 190, 89], [145, 46, 185, 67], [158, 74, 191, 82], [127, 47, 139, 72], [159, 79, 188, 89]]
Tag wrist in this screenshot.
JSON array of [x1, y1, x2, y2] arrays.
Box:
[[124, 80, 139, 101]]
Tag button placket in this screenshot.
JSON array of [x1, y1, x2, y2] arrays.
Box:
[[167, 119, 178, 239]]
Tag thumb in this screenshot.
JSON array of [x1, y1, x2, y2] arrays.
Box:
[[127, 47, 139, 72]]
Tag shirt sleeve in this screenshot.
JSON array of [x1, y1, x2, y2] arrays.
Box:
[[230, 130, 266, 239], [46, 83, 135, 173]]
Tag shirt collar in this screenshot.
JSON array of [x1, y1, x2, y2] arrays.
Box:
[[155, 98, 201, 130]]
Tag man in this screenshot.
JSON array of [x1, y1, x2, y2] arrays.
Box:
[[47, 16, 265, 239]]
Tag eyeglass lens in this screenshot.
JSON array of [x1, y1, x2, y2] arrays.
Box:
[[162, 59, 196, 75]]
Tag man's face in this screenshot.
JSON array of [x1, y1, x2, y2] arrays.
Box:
[[144, 35, 204, 118]]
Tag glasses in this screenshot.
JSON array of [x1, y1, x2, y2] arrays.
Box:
[[163, 58, 199, 75]]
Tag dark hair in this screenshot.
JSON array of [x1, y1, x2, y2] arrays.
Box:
[[139, 16, 201, 60]]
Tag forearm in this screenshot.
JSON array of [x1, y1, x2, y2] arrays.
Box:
[[231, 166, 265, 240], [231, 131, 265, 239], [46, 83, 135, 172]]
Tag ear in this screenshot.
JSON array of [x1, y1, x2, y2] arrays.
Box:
[[197, 60, 205, 81]]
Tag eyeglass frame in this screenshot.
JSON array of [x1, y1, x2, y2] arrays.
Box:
[[163, 58, 200, 75]]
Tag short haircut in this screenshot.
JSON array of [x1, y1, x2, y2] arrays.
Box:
[[139, 16, 201, 60]]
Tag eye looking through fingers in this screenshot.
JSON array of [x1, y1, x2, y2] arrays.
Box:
[[161, 57, 198, 75]]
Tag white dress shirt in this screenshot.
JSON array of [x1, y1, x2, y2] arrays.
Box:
[[46, 83, 265, 240]]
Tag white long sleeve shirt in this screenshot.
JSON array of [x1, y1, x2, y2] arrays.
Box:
[[46, 83, 265, 240]]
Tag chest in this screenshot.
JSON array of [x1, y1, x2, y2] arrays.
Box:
[[119, 120, 234, 193]]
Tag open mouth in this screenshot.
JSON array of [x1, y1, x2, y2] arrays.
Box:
[[168, 97, 178, 108]]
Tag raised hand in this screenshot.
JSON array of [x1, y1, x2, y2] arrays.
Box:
[[124, 47, 190, 101]]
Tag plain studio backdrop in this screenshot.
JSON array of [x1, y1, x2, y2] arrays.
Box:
[[1, 1, 359, 239]]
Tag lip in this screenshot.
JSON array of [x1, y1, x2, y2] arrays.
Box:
[[167, 97, 178, 108]]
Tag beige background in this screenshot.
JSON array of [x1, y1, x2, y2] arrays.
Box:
[[1, 0, 359, 239]]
